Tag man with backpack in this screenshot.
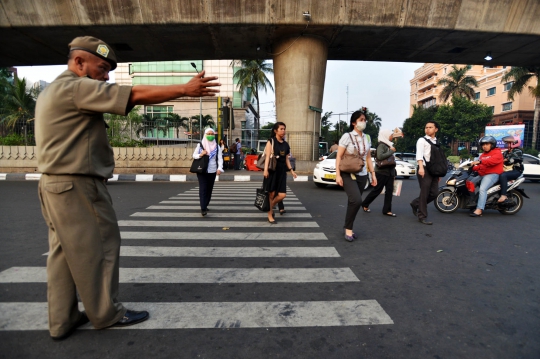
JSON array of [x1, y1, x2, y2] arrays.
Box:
[[410, 120, 447, 225]]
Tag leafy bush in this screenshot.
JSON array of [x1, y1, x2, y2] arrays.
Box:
[[523, 147, 539, 156], [447, 155, 460, 164], [0, 133, 31, 145], [459, 148, 470, 159], [108, 138, 148, 148]]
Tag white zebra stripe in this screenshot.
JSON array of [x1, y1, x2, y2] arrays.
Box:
[[0, 300, 393, 330], [0, 267, 358, 283], [146, 205, 307, 210], [120, 232, 327, 240], [119, 246, 339, 257], [118, 220, 319, 228], [131, 212, 312, 218]]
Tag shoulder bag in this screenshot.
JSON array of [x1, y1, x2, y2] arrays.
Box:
[[255, 139, 277, 171], [189, 144, 209, 174], [254, 182, 271, 211], [339, 133, 365, 173], [375, 144, 396, 169]]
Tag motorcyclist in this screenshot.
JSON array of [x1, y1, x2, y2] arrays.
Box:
[[469, 136, 503, 217], [497, 136, 524, 203]]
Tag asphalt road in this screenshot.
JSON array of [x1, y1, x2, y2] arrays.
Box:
[[1, 178, 539, 359]]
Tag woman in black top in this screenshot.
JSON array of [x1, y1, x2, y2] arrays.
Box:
[[263, 122, 297, 224]]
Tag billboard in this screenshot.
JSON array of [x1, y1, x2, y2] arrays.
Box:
[[484, 125, 525, 148]]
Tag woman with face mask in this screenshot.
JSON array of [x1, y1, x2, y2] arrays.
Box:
[[335, 109, 377, 242], [193, 128, 223, 216]]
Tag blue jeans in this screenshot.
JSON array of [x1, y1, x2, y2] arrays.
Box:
[[477, 174, 500, 211]]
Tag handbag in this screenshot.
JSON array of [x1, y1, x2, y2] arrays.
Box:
[[189, 144, 209, 174], [254, 183, 271, 212], [339, 133, 365, 173], [375, 145, 396, 168], [255, 139, 277, 171]]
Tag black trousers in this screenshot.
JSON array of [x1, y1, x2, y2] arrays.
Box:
[[361, 173, 394, 214], [500, 170, 521, 195], [342, 173, 368, 230], [234, 154, 240, 170], [197, 172, 217, 211], [411, 169, 439, 220]]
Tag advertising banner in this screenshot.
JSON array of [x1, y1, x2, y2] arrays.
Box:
[[484, 125, 525, 148]]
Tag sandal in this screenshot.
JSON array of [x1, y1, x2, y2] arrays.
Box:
[[362, 207, 371, 213], [279, 210, 286, 215], [384, 213, 396, 217]]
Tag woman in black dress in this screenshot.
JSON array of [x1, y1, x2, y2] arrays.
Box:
[[263, 122, 297, 224]]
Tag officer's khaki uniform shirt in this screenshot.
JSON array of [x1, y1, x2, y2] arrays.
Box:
[[35, 70, 132, 178]]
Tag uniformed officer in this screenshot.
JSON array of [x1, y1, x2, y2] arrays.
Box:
[[35, 36, 220, 340]]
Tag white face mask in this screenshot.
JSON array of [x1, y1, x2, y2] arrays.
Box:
[[355, 122, 366, 131]]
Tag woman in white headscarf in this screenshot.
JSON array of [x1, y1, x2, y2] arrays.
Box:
[[193, 128, 223, 216], [360, 128, 399, 217]]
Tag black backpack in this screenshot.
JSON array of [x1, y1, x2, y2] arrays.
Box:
[[424, 138, 447, 177]]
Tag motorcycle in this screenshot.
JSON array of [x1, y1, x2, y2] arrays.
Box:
[[434, 161, 529, 215]]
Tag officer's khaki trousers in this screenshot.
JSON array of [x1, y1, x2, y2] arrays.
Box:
[[38, 174, 126, 336]]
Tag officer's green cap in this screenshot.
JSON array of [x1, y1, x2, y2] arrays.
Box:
[[68, 36, 117, 70]]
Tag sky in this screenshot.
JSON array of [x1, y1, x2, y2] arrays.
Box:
[[16, 60, 422, 131]]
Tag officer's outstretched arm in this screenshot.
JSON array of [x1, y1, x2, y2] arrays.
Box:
[[128, 71, 220, 106]]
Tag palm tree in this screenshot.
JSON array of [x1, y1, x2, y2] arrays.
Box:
[[232, 60, 274, 129], [436, 65, 479, 102], [0, 77, 37, 129], [190, 114, 215, 138], [501, 66, 540, 150]]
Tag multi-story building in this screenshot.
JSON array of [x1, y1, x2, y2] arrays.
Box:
[[115, 60, 256, 147], [410, 64, 538, 150]]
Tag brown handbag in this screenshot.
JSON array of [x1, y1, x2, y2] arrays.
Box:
[[255, 139, 277, 171], [375, 145, 396, 168], [339, 133, 365, 173]]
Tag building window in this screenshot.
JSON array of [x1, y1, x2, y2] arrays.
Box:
[[145, 105, 174, 118], [502, 102, 512, 112], [130, 61, 201, 74], [487, 87, 496, 96], [503, 82, 513, 92], [475, 92, 480, 100], [489, 106, 495, 113]]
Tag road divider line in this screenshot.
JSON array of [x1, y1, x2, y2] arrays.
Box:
[[146, 205, 307, 210]]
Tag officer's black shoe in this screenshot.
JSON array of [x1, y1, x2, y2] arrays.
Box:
[[51, 312, 89, 341], [113, 310, 149, 327], [418, 218, 433, 225]]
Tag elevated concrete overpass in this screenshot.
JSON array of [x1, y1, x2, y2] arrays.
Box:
[[1, 0, 539, 162]]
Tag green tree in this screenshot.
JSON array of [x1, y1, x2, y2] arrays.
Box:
[[436, 65, 479, 102], [320, 111, 333, 141], [0, 77, 38, 128], [501, 66, 540, 150], [232, 60, 274, 129], [191, 114, 215, 138], [396, 105, 438, 153], [333, 120, 348, 141], [434, 95, 493, 154], [365, 110, 382, 146], [260, 121, 275, 140]]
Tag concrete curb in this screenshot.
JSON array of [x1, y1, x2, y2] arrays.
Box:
[[0, 173, 312, 182]]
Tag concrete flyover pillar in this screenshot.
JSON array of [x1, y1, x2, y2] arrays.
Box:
[[273, 35, 328, 168]]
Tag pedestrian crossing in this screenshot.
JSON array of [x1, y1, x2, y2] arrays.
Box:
[[0, 182, 393, 332]]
